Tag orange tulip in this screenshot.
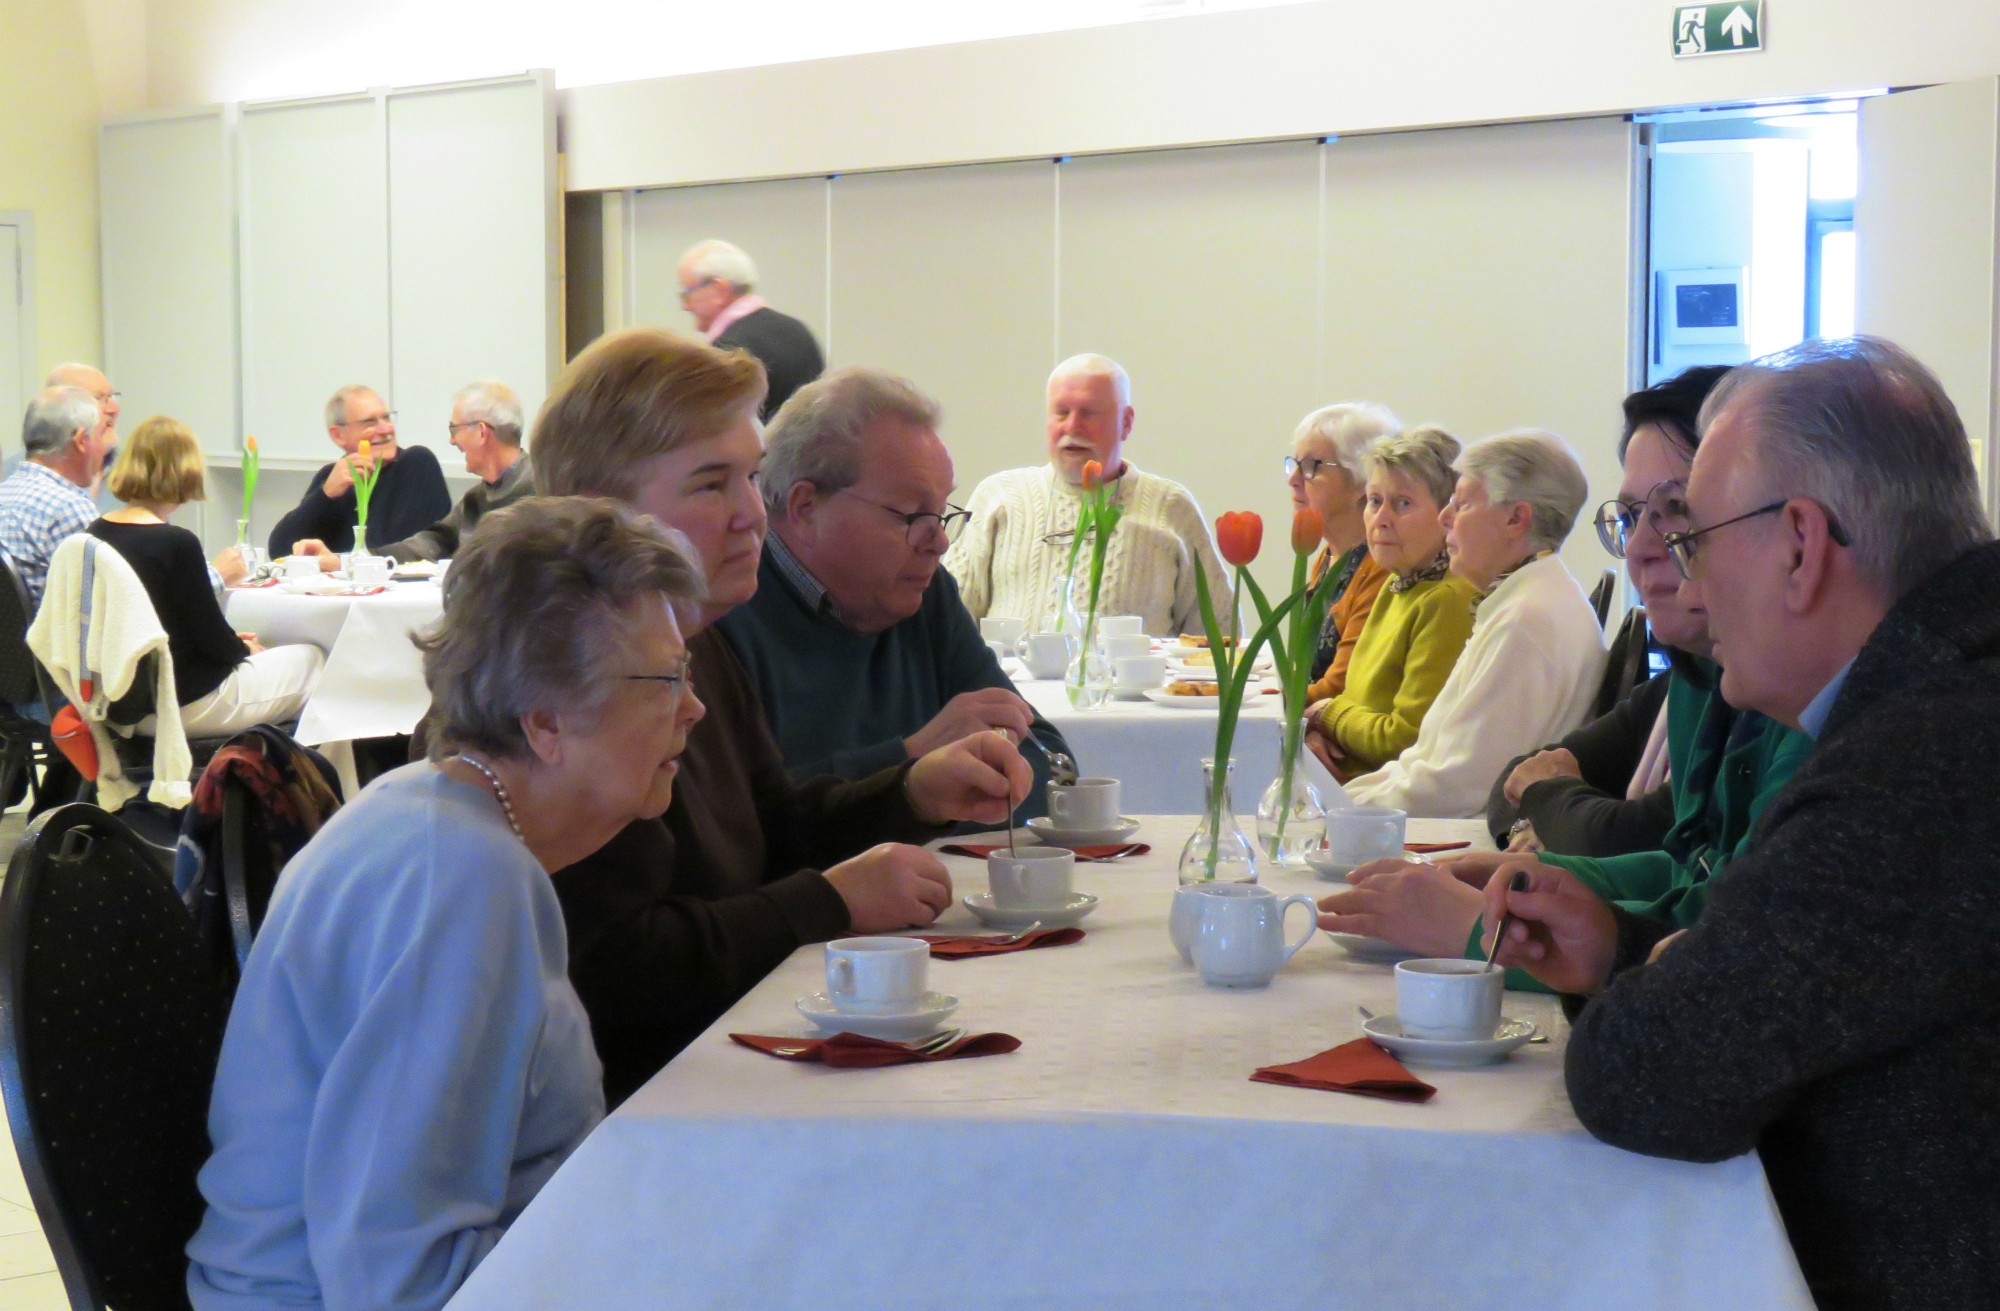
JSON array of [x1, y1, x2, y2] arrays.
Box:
[[1291, 507, 1323, 556], [1216, 511, 1263, 567], [246, 434, 258, 454], [1081, 459, 1104, 492], [357, 440, 372, 460]]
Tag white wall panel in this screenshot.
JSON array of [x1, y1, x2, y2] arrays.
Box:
[[628, 178, 829, 349]]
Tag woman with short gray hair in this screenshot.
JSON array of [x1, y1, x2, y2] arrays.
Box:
[[190, 497, 708, 1311], [1286, 401, 1400, 696], [1339, 429, 1606, 817]]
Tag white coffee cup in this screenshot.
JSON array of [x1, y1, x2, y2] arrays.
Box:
[[1190, 885, 1318, 988], [1102, 632, 1152, 661], [282, 554, 320, 579], [824, 937, 930, 1015], [980, 616, 1028, 651], [1113, 653, 1168, 692], [1170, 881, 1263, 963], [349, 555, 392, 587], [1022, 632, 1074, 680], [1046, 776, 1120, 831], [1320, 806, 1408, 877], [1098, 615, 1145, 639], [986, 846, 1076, 910], [1394, 958, 1504, 1041]]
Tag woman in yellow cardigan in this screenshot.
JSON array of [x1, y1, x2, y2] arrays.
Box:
[[1304, 426, 1479, 782]]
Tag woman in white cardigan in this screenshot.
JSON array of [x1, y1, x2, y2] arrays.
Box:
[[1343, 430, 1606, 818]]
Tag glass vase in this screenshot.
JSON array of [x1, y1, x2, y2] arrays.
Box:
[[1178, 757, 1259, 885], [1256, 747, 1327, 867], [1064, 614, 1113, 709]]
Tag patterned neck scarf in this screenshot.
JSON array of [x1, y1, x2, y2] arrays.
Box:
[[1385, 547, 1452, 594], [1309, 544, 1368, 678], [1471, 548, 1554, 613]]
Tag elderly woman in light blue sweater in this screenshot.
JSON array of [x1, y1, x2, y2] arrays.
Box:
[[187, 497, 708, 1311]]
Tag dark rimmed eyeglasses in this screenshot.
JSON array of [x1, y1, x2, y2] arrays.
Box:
[[1283, 455, 1330, 481], [834, 488, 972, 546], [677, 277, 715, 301], [1661, 498, 1852, 579]]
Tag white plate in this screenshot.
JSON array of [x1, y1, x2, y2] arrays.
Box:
[[275, 573, 347, 595], [1325, 931, 1420, 963], [796, 991, 960, 1041], [1026, 816, 1141, 847], [1142, 688, 1222, 710], [1361, 1014, 1538, 1068], [962, 891, 1099, 929]]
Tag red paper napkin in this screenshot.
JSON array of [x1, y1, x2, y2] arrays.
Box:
[[1251, 1038, 1437, 1102], [940, 842, 1149, 861], [730, 1031, 1021, 1067], [1405, 841, 1472, 854], [917, 927, 1084, 958]]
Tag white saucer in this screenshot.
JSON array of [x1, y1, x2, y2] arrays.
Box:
[[796, 991, 960, 1041], [1361, 1014, 1538, 1068], [1304, 851, 1358, 882], [1325, 931, 1420, 963], [1026, 816, 1141, 847], [1110, 685, 1156, 700], [962, 891, 1099, 928], [1142, 688, 1221, 710]]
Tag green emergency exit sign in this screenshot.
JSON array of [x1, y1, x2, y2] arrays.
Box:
[[1673, 2, 1764, 57]]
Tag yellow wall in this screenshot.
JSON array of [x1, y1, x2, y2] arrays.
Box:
[[0, 0, 103, 373]]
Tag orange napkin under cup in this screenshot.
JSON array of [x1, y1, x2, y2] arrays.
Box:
[[1251, 1038, 1437, 1102], [731, 1031, 1021, 1067]]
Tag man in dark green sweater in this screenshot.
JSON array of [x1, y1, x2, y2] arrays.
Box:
[[716, 367, 1073, 821]]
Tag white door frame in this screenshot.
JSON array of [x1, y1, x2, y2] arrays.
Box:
[[0, 211, 34, 434]]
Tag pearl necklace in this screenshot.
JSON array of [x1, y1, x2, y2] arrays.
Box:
[[452, 753, 523, 841]]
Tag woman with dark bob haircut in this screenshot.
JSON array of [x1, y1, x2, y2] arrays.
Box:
[[189, 497, 707, 1310]]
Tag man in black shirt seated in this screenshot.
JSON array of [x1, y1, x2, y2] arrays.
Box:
[[267, 384, 451, 559]]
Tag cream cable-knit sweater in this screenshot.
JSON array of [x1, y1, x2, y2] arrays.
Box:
[[1345, 553, 1606, 818], [944, 463, 1230, 636]]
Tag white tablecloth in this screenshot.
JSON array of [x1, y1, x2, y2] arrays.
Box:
[[224, 581, 443, 745], [1017, 676, 1298, 814], [449, 816, 1812, 1311]]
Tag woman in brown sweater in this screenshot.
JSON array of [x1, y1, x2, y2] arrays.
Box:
[[1286, 402, 1400, 703], [529, 329, 1029, 1105]]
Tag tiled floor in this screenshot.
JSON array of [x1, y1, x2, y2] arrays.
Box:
[[0, 809, 72, 1308]]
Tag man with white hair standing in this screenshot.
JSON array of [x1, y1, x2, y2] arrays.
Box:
[[1336, 429, 1605, 816], [1483, 338, 2000, 1311], [944, 353, 1228, 636], [676, 239, 823, 421], [0, 386, 110, 606]]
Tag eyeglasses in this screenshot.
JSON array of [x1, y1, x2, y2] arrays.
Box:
[[1283, 455, 1330, 482], [626, 657, 693, 707], [447, 421, 487, 435], [1661, 498, 1852, 579], [1593, 481, 1690, 560], [342, 411, 396, 428], [835, 489, 971, 546], [677, 278, 714, 302]]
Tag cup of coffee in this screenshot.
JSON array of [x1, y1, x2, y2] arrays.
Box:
[[1394, 958, 1503, 1041], [1319, 806, 1408, 878], [980, 616, 1028, 653], [1113, 654, 1168, 693], [349, 555, 392, 587], [987, 846, 1076, 910], [1022, 632, 1074, 680], [282, 554, 320, 580], [1190, 885, 1319, 987], [1046, 776, 1120, 831], [1102, 632, 1152, 661], [824, 937, 930, 1015], [1098, 615, 1145, 640], [1170, 881, 1263, 963]]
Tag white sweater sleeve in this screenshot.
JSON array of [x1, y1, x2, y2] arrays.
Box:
[[943, 476, 1003, 620]]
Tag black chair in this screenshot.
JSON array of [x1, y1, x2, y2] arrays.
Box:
[[1592, 604, 1652, 719], [0, 803, 228, 1310], [0, 556, 84, 814], [1587, 567, 1618, 629], [218, 773, 272, 969]]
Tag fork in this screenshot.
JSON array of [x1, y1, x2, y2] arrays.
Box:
[[773, 1026, 968, 1058]]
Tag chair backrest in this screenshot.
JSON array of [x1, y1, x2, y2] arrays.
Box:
[[0, 555, 58, 717], [1587, 567, 1618, 629], [1592, 604, 1653, 719], [219, 774, 273, 968], [0, 803, 227, 1311]]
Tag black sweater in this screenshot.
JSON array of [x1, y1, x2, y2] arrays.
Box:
[[1564, 539, 2000, 1310], [1485, 670, 1674, 853], [87, 519, 247, 705], [552, 627, 947, 1106], [267, 444, 452, 557]]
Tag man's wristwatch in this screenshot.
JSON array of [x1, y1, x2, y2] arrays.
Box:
[[1507, 818, 1536, 845]]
